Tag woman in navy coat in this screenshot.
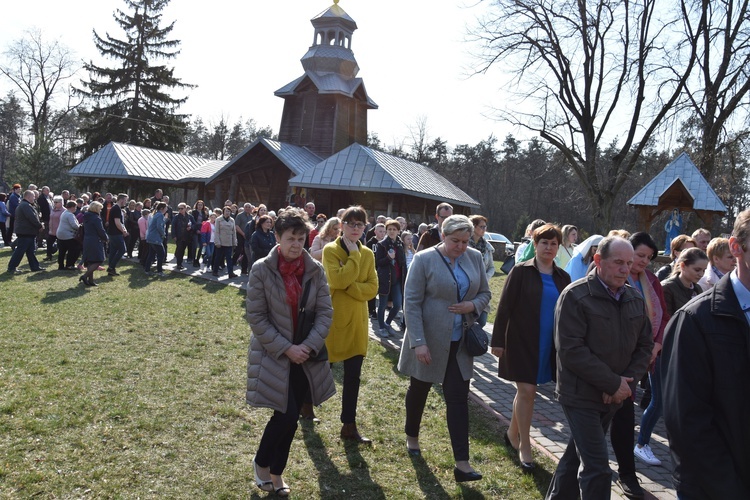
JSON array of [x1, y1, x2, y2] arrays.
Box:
[[81, 201, 108, 286]]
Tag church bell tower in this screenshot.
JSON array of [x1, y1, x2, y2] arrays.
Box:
[[275, 0, 378, 158]]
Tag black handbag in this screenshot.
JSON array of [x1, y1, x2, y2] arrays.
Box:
[[293, 280, 328, 362], [435, 248, 489, 356], [463, 318, 489, 356]]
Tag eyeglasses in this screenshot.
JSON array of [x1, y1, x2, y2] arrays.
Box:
[[344, 221, 365, 229], [477, 225, 487, 229]]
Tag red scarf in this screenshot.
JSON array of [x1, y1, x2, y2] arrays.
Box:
[[277, 247, 305, 329]]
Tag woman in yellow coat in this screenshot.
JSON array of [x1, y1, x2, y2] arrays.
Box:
[[322, 205, 379, 443]]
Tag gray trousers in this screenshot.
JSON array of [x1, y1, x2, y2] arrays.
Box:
[[545, 404, 617, 500]]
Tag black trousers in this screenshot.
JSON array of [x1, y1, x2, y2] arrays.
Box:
[[339, 355, 364, 424], [57, 238, 81, 268], [255, 364, 308, 475], [174, 239, 189, 266], [610, 397, 636, 478], [404, 341, 470, 461]]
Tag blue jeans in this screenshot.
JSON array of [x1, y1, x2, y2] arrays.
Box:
[[8, 235, 40, 271], [145, 242, 165, 273], [378, 282, 402, 329], [546, 405, 617, 500], [192, 234, 203, 264], [637, 362, 663, 446], [108, 234, 126, 270], [202, 243, 214, 264]]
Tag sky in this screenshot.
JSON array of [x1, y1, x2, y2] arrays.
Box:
[[0, 0, 519, 150]]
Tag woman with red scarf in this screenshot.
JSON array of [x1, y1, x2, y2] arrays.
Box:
[[246, 208, 334, 497]]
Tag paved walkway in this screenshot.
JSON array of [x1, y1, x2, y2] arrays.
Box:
[[372, 323, 677, 500], [161, 259, 676, 499]]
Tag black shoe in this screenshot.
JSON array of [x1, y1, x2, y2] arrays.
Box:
[[31, 267, 46, 272], [7, 268, 22, 274], [212, 272, 219, 277], [176, 265, 186, 270], [107, 269, 120, 276], [407, 446, 421, 457], [454, 467, 482, 483], [228, 273, 238, 278], [617, 475, 645, 499], [520, 460, 535, 473]]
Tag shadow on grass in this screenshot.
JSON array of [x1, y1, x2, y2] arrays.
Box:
[[41, 284, 89, 303], [468, 404, 555, 498], [300, 421, 387, 499], [407, 453, 452, 499]]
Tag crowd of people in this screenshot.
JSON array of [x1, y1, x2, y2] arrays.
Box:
[[2, 182, 748, 499]]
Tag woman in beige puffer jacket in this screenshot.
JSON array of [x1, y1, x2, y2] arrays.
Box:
[[246, 208, 335, 496]]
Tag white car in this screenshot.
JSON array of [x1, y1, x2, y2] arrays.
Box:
[[484, 232, 515, 260]]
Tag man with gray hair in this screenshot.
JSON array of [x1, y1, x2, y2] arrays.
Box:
[[7, 190, 45, 273], [546, 236, 653, 499]]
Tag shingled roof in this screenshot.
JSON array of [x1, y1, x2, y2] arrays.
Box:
[[627, 152, 726, 212], [68, 142, 228, 183], [289, 143, 480, 208]]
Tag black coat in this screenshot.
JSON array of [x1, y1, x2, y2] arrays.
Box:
[[661, 274, 750, 498], [82, 211, 108, 263], [374, 236, 407, 295], [250, 229, 276, 264]]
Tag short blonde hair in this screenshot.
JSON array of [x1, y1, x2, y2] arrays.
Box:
[[88, 201, 103, 214], [706, 237, 730, 262]]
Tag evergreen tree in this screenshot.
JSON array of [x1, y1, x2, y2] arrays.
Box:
[[77, 0, 193, 156]]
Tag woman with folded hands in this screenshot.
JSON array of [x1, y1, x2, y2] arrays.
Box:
[[246, 208, 334, 497]]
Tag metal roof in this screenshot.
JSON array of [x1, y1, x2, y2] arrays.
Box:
[[312, 3, 357, 28], [275, 72, 378, 108], [202, 137, 323, 184], [68, 142, 228, 183], [627, 152, 726, 212], [289, 143, 480, 208]]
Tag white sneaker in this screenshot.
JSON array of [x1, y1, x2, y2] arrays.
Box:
[[634, 444, 661, 466]]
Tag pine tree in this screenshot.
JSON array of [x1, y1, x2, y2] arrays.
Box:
[[77, 0, 193, 156]]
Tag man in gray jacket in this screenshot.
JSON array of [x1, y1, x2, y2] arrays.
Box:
[[7, 190, 45, 273], [546, 236, 653, 499]]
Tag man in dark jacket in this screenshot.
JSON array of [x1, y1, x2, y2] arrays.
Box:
[[661, 210, 750, 499], [546, 236, 652, 499], [171, 203, 195, 270], [7, 190, 45, 273], [7, 183, 21, 239], [417, 202, 453, 251], [365, 223, 385, 319]]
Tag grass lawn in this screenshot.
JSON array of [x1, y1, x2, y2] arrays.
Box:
[[488, 261, 508, 324], [0, 247, 551, 498]]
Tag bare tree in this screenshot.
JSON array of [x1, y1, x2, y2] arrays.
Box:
[[471, 0, 700, 231], [679, 0, 750, 180], [0, 29, 80, 150]]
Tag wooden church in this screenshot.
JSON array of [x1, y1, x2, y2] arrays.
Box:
[[70, 1, 479, 219]]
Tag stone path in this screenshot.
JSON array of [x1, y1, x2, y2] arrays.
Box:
[[161, 258, 676, 499]]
